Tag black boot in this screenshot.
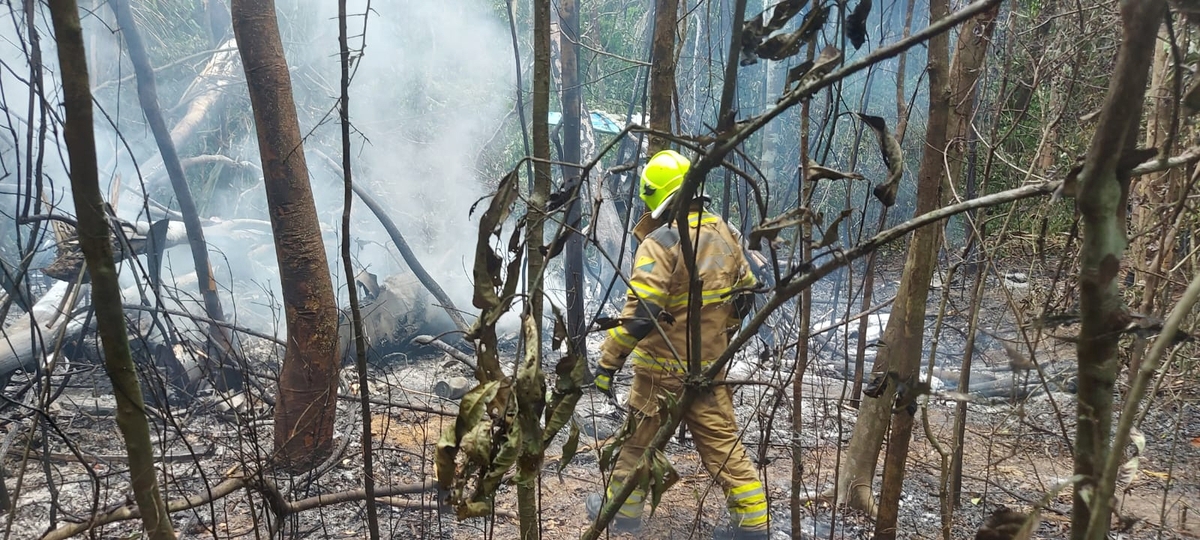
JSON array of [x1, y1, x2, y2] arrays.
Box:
[[585, 493, 641, 533], [712, 523, 770, 540]]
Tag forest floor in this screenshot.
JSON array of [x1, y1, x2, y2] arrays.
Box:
[[3, 257, 1199, 539]]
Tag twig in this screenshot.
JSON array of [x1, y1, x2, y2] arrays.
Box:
[[411, 335, 477, 371]]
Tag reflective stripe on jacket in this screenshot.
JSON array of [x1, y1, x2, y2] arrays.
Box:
[[599, 208, 756, 374]]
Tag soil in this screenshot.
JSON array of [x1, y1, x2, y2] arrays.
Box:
[[3, 258, 1198, 540]]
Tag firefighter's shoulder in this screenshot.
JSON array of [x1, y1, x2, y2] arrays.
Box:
[[645, 226, 680, 249]]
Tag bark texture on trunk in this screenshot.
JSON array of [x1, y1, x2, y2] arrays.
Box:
[[561, 0, 584, 358], [648, 0, 678, 154], [1073, 2, 1165, 539], [518, 0, 552, 536], [840, 0, 952, 523], [1128, 26, 1184, 382], [936, 1, 998, 524], [231, 0, 340, 472], [47, 0, 176, 537]]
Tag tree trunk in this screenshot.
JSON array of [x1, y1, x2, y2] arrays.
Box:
[[1128, 25, 1183, 383], [935, 1, 998, 526], [1073, 2, 1165, 539], [840, 0, 952, 524], [648, 0, 678, 154], [561, 0, 584, 359], [792, 2, 819, 536], [109, 0, 236, 386], [337, 0, 378, 536], [46, 1, 176, 537], [519, 0, 551, 536], [230, 0, 340, 472]]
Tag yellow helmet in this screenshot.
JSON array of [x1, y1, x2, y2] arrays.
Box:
[[640, 150, 690, 218]]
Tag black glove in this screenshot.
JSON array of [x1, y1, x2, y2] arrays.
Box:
[[593, 365, 616, 398]]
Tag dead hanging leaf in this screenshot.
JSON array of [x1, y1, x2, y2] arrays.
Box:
[[1117, 456, 1141, 487], [544, 305, 586, 445], [748, 206, 816, 249], [806, 159, 864, 182], [816, 208, 852, 249], [742, 3, 828, 64], [471, 170, 520, 310], [857, 113, 904, 206], [784, 60, 813, 90], [479, 423, 520, 496], [846, 0, 872, 49], [1130, 425, 1146, 455], [644, 448, 680, 517], [552, 310, 568, 351], [542, 231, 569, 261], [756, 5, 829, 61], [740, 14, 767, 66], [434, 380, 502, 491], [460, 417, 494, 466], [783, 45, 842, 95], [756, 28, 807, 61], [767, 0, 806, 30]]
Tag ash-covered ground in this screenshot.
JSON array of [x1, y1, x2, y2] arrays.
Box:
[[3, 262, 1198, 540]]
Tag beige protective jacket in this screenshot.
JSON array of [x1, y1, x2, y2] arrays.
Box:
[[598, 208, 757, 377]]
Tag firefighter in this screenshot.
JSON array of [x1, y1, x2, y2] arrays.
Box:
[[585, 150, 768, 539]]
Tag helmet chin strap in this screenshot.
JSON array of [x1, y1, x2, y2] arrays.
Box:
[[650, 193, 712, 221], [649, 193, 677, 219]]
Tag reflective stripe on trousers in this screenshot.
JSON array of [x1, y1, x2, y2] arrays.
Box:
[[605, 485, 646, 519], [726, 481, 768, 528]]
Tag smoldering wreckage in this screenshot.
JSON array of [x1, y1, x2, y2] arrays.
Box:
[[0, 5, 1164, 540], [0, 145, 1094, 540], [0, 64, 1093, 539]]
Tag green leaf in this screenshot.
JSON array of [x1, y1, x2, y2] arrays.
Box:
[[646, 449, 679, 517], [558, 422, 581, 474], [456, 380, 501, 440], [481, 422, 521, 494], [460, 417, 494, 466], [435, 424, 460, 490]]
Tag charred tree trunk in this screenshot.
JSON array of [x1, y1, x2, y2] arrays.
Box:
[[561, 0, 584, 359], [1074, 2, 1164, 539], [46, 1, 176, 537], [231, 0, 340, 472], [108, 0, 236, 385], [648, 0, 678, 154]]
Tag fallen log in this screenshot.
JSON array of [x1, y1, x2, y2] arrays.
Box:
[[0, 281, 89, 378], [168, 37, 240, 149]]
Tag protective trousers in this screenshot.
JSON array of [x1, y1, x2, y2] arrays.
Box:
[[605, 369, 768, 531]]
